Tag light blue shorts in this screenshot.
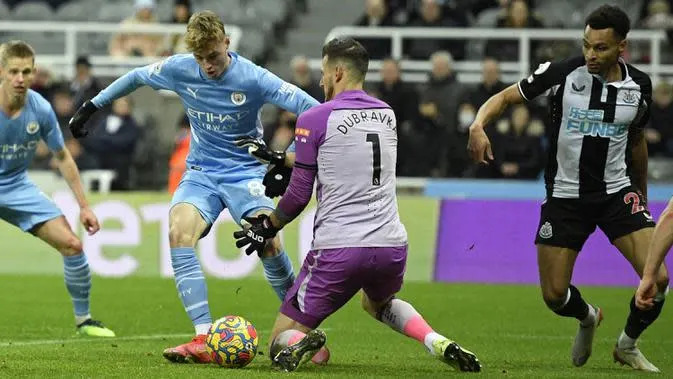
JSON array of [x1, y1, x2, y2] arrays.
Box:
[[170, 167, 274, 236], [0, 180, 63, 232]]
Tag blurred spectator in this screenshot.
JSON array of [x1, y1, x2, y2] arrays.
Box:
[[165, 0, 192, 54], [493, 104, 544, 179], [484, 0, 543, 62], [70, 56, 101, 110], [638, 0, 673, 63], [641, 0, 673, 27], [52, 87, 83, 164], [354, 0, 395, 59], [639, 0, 673, 22], [32, 87, 82, 170], [109, 0, 163, 57], [80, 97, 141, 190], [370, 58, 418, 174], [289, 55, 323, 102], [270, 110, 297, 151], [468, 0, 511, 17], [413, 51, 464, 176], [374, 58, 418, 126], [385, 0, 412, 24], [168, 114, 190, 194], [645, 81, 673, 156], [465, 57, 507, 109], [30, 66, 53, 101], [405, 0, 468, 60]]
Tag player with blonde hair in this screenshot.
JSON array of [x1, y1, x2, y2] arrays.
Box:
[[69, 11, 322, 363]]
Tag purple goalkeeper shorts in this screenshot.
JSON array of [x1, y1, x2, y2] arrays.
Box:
[[280, 245, 408, 329]]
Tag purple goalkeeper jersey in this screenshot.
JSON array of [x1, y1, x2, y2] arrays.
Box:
[[277, 89, 407, 249]]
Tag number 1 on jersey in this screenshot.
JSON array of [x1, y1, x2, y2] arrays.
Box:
[[366, 133, 381, 186]]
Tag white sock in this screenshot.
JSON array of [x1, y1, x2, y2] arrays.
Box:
[[618, 330, 637, 349], [195, 323, 211, 336], [580, 305, 596, 327], [75, 314, 91, 326], [423, 332, 446, 354]]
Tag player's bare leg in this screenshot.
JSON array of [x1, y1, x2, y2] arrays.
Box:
[[362, 292, 481, 372], [537, 244, 601, 367], [34, 216, 115, 337], [268, 313, 327, 372], [612, 228, 668, 372], [247, 208, 296, 301], [163, 203, 212, 363]]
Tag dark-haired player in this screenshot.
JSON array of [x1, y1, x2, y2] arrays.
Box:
[[467, 4, 667, 372], [235, 37, 481, 373]]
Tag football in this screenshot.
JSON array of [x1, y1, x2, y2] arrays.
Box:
[[206, 315, 259, 368]]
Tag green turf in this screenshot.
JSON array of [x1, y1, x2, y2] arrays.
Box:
[[0, 276, 670, 378]]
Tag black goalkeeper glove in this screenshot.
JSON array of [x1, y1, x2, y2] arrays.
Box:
[[234, 137, 286, 165], [263, 164, 292, 198], [233, 214, 279, 257], [69, 100, 99, 138]]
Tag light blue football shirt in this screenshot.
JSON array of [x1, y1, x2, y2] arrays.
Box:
[[92, 52, 318, 177], [0, 90, 65, 186]]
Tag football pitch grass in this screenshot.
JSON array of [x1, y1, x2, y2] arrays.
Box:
[[0, 276, 671, 378]]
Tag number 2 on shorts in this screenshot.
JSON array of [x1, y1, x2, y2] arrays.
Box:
[[624, 191, 645, 214]]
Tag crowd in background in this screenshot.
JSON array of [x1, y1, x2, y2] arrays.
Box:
[[16, 0, 673, 189]]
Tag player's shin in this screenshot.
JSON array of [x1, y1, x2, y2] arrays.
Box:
[[376, 298, 445, 353], [620, 287, 668, 347], [171, 247, 212, 335], [63, 252, 92, 324], [261, 248, 295, 301], [547, 285, 595, 324]]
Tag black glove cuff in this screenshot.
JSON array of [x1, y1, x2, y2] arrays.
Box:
[[82, 100, 98, 115], [262, 217, 280, 236], [269, 151, 286, 166]]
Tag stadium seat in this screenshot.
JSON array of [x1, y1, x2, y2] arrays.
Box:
[[12, 1, 52, 20], [76, 32, 111, 55], [155, 0, 174, 22], [80, 170, 117, 194], [55, 1, 92, 21], [193, 0, 237, 18], [237, 26, 265, 61], [0, 1, 9, 19], [582, 0, 643, 24], [8, 31, 64, 55], [97, 2, 134, 23], [251, 0, 288, 25], [536, 1, 577, 28]]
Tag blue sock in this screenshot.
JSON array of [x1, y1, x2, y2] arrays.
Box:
[[171, 247, 212, 334], [262, 251, 295, 301], [63, 253, 91, 322]]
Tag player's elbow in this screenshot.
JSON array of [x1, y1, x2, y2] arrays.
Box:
[[501, 84, 524, 106]]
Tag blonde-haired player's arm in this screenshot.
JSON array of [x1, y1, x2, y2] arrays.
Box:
[[69, 56, 177, 138]]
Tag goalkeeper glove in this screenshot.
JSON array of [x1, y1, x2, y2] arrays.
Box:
[[233, 214, 279, 257], [234, 137, 286, 165], [263, 164, 292, 198]]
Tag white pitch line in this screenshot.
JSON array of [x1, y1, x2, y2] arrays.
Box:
[[0, 328, 331, 348], [0, 333, 194, 348]]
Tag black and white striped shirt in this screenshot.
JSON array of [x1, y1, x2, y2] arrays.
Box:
[[518, 56, 651, 199]]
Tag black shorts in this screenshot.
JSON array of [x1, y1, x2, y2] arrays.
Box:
[[534, 185, 655, 251]]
